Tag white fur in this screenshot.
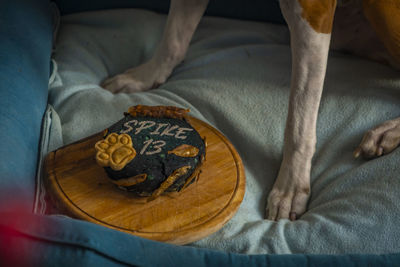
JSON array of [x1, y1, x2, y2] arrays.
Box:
[[101, 0, 209, 93], [266, 0, 333, 221]]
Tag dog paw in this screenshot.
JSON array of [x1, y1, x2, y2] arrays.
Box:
[[101, 59, 173, 93], [95, 133, 137, 171], [266, 156, 311, 221], [354, 117, 400, 159]]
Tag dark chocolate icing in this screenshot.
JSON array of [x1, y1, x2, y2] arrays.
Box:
[[104, 114, 205, 196]]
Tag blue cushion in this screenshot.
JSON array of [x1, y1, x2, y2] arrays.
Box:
[[1, 212, 399, 266], [54, 0, 285, 24], [0, 0, 53, 212]]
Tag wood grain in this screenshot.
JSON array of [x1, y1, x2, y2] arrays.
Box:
[[44, 116, 245, 245]]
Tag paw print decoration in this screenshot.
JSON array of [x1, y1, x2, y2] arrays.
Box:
[[94, 105, 206, 200], [95, 133, 136, 171]]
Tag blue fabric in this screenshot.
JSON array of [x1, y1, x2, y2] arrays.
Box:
[[54, 0, 285, 24], [0, 0, 53, 212], [1, 212, 399, 267]]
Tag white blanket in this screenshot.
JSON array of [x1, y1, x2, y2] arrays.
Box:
[[47, 8, 400, 254]]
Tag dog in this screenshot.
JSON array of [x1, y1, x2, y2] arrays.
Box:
[[101, 0, 400, 221]]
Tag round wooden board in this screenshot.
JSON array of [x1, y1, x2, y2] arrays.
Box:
[[44, 116, 245, 245]]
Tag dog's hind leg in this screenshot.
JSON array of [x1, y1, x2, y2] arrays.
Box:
[[353, 1, 400, 159], [266, 0, 337, 221], [102, 0, 209, 93]]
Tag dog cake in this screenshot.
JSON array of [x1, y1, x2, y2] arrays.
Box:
[[94, 105, 206, 200]]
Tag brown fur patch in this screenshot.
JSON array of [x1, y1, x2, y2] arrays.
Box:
[[363, 0, 400, 64], [298, 0, 337, 33]]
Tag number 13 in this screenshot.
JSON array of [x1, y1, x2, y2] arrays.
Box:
[[140, 139, 166, 155]]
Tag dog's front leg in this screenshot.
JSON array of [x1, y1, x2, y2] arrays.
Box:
[[266, 0, 337, 221], [102, 0, 209, 93]]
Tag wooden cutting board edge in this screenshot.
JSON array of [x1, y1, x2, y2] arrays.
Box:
[[43, 117, 245, 245]]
